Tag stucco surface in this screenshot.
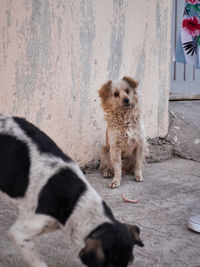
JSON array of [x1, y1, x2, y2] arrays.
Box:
[[0, 0, 172, 166]]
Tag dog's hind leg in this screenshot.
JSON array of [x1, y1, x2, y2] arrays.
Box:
[[99, 146, 113, 178], [8, 214, 57, 267], [109, 146, 122, 188], [134, 145, 144, 182], [122, 156, 135, 175]]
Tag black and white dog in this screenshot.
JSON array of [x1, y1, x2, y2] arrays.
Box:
[[0, 114, 143, 267]]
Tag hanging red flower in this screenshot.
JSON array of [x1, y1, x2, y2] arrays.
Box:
[[182, 16, 200, 36], [186, 0, 199, 4]]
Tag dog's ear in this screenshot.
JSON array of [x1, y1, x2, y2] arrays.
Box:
[[122, 76, 139, 89], [98, 80, 112, 102], [79, 238, 105, 267], [125, 224, 144, 247]]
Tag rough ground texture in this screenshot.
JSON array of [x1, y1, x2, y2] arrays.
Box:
[[147, 137, 173, 163], [0, 158, 200, 267], [147, 101, 200, 163], [166, 101, 200, 162]]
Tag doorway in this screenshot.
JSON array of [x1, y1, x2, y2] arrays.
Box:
[[171, 0, 200, 100]]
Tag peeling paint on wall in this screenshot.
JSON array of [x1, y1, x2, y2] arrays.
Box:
[[5, 0, 12, 27], [108, 0, 126, 81], [14, 0, 51, 120], [57, 17, 62, 40], [2, 0, 12, 65], [79, 0, 95, 132], [156, 2, 170, 134]]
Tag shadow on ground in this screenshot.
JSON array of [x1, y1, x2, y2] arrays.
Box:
[[0, 158, 200, 267]]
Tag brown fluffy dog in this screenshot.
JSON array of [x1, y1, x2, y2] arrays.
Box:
[[99, 76, 148, 188]]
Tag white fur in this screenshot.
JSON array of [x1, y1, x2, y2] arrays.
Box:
[[0, 114, 112, 267]]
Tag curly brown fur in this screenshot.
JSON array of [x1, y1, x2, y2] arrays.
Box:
[[99, 76, 148, 188]]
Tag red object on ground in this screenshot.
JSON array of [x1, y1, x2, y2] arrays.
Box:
[[121, 193, 139, 203]]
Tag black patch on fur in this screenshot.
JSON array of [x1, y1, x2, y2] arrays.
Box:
[[87, 222, 134, 267], [36, 168, 86, 225], [14, 117, 72, 162], [79, 249, 104, 267], [0, 135, 30, 198], [102, 201, 115, 221]]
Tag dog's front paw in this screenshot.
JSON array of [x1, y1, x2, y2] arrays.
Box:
[[134, 175, 143, 182], [109, 179, 120, 188], [103, 171, 113, 178]]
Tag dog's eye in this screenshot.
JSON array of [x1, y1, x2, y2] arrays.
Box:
[[114, 92, 119, 97], [125, 89, 129, 94]]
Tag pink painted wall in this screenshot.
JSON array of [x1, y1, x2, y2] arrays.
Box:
[[0, 0, 172, 167]]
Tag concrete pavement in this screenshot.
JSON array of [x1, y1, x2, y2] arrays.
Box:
[[0, 157, 200, 267]]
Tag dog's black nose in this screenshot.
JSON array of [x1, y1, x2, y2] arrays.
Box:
[[123, 98, 130, 105]]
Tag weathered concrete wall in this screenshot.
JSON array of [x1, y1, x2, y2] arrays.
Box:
[[0, 0, 172, 167]]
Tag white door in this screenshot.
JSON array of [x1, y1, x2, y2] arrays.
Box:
[[171, 0, 200, 100]]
